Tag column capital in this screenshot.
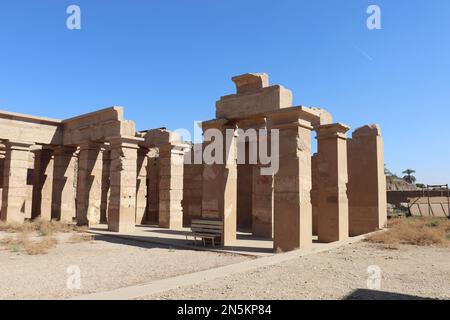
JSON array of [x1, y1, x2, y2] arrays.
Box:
[[270, 118, 313, 131], [315, 123, 349, 140], [52, 145, 78, 157], [107, 135, 144, 150], [78, 141, 106, 151], [3, 140, 34, 151], [158, 142, 190, 155]]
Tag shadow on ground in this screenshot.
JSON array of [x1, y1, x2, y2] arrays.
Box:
[[344, 289, 435, 300]]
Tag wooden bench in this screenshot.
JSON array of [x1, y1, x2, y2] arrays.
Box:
[[186, 219, 223, 247]]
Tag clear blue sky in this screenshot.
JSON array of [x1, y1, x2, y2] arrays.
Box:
[[1, 0, 449, 184]]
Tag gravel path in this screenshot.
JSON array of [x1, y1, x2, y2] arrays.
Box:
[[0, 233, 250, 300], [146, 242, 450, 300]]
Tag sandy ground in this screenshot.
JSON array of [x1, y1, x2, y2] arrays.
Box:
[[0, 233, 250, 300], [146, 242, 450, 300]]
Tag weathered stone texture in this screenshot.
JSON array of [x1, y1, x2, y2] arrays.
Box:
[[1, 141, 33, 223], [76, 142, 105, 226], [272, 118, 313, 252], [158, 144, 186, 229], [182, 144, 203, 226], [107, 137, 141, 233], [52, 146, 77, 222], [347, 125, 387, 236], [316, 123, 349, 243]]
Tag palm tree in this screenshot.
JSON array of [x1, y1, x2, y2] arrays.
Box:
[[402, 169, 416, 184]]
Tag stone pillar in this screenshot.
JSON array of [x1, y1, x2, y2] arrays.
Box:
[[136, 147, 149, 225], [182, 144, 203, 227], [107, 136, 140, 233], [347, 125, 387, 236], [311, 153, 319, 235], [146, 148, 159, 224], [1, 141, 33, 223], [201, 122, 238, 246], [38, 148, 54, 221], [52, 146, 77, 222], [252, 165, 273, 238], [237, 163, 253, 230], [158, 143, 186, 229], [76, 142, 105, 226], [100, 148, 111, 224], [316, 123, 350, 243], [272, 118, 313, 252], [0, 148, 4, 218], [25, 150, 35, 219]]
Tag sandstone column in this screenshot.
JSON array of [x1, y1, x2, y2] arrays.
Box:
[[107, 136, 140, 233], [76, 142, 105, 226], [0, 148, 4, 218], [146, 148, 159, 224], [347, 125, 387, 235], [316, 123, 350, 243], [1, 141, 33, 223], [158, 143, 186, 229], [311, 153, 319, 235], [25, 150, 35, 219], [201, 122, 238, 246], [100, 147, 111, 224], [135, 147, 149, 225], [52, 146, 77, 222], [38, 148, 54, 221], [252, 165, 273, 238], [272, 118, 313, 252]]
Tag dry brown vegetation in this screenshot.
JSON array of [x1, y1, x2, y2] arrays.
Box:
[[67, 233, 93, 243], [0, 219, 91, 255], [366, 217, 450, 249]]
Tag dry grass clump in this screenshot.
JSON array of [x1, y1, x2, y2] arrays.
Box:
[[0, 232, 57, 255], [0, 218, 90, 255], [366, 217, 450, 248], [0, 218, 75, 235], [67, 233, 93, 243]]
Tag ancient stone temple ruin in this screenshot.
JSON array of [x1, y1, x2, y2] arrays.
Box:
[[0, 73, 387, 252]]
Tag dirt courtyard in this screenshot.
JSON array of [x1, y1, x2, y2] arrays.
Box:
[[0, 233, 249, 300], [1, 226, 449, 300], [146, 242, 450, 300]]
